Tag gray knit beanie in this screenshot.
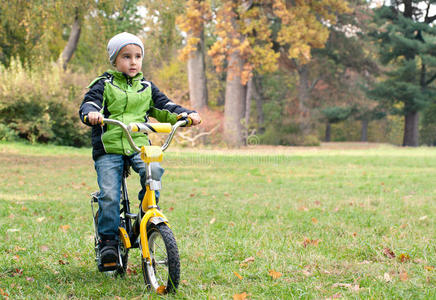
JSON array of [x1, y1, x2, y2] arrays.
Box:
[[107, 32, 144, 66]]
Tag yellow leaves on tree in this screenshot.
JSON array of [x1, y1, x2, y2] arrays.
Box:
[[201, 0, 350, 85], [177, 0, 211, 61]]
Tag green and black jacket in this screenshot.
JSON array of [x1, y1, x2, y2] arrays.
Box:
[[79, 70, 195, 160]]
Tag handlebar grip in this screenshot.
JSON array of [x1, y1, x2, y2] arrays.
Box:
[[129, 122, 172, 133]]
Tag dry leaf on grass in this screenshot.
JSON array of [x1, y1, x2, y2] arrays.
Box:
[[0, 288, 9, 298], [303, 238, 320, 248], [268, 270, 282, 279], [311, 217, 318, 224], [399, 271, 408, 281], [242, 257, 255, 264], [424, 266, 434, 271], [209, 218, 216, 224], [332, 283, 360, 292], [156, 285, 167, 295], [384, 272, 392, 282], [233, 292, 247, 300], [234, 271, 243, 280], [419, 216, 428, 221], [398, 253, 410, 263], [383, 247, 395, 259], [59, 225, 70, 232]]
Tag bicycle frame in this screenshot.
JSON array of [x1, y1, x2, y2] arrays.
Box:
[[101, 117, 188, 264]]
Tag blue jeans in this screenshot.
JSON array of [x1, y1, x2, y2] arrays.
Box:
[[94, 153, 164, 239]]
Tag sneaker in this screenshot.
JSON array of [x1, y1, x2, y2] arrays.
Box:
[[98, 240, 118, 270]]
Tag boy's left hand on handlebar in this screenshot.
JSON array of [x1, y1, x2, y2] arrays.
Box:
[[188, 113, 201, 125]]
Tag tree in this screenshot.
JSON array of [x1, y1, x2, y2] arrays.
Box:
[[206, 0, 350, 147], [370, 1, 436, 146], [321, 106, 353, 142], [177, 0, 210, 111]]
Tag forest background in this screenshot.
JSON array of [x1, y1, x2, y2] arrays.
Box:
[[1, 0, 436, 148]]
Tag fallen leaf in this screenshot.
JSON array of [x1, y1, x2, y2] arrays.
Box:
[[298, 206, 309, 211], [45, 285, 55, 293], [13, 268, 23, 277], [268, 269, 282, 279], [383, 247, 396, 259], [60, 225, 70, 232], [209, 218, 216, 224], [181, 279, 188, 285], [398, 253, 410, 263], [399, 271, 408, 281], [13, 255, 19, 261], [311, 217, 318, 224], [58, 259, 69, 265], [189, 193, 196, 197], [419, 216, 428, 221], [14, 246, 26, 251], [241, 257, 255, 264], [332, 283, 360, 292], [0, 288, 9, 297], [168, 207, 174, 212], [384, 272, 392, 282], [7, 228, 20, 233], [26, 277, 35, 282], [314, 200, 321, 206], [303, 238, 320, 248], [156, 285, 167, 295], [400, 223, 407, 229], [37, 217, 45, 223], [233, 271, 243, 280], [233, 292, 247, 300], [126, 267, 137, 275], [224, 192, 230, 197], [424, 266, 434, 271]]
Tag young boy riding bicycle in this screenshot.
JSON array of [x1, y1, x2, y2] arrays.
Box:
[[79, 32, 201, 269]]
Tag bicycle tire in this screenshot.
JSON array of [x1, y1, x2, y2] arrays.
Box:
[[142, 223, 180, 293], [116, 217, 129, 275]]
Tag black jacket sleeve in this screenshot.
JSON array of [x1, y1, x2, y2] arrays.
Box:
[[78, 78, 105, 124]]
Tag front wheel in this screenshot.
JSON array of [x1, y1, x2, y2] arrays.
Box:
[[142, 223, 180, 293]]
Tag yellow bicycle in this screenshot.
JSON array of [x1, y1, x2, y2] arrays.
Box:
[[89, 113, 192, 293]]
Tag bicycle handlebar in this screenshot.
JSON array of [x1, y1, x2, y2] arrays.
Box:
[[84, 116, 190, 153]]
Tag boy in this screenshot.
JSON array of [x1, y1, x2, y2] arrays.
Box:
[[79, 32, 201, 268]]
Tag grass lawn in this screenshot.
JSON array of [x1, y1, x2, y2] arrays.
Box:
[[1, 141, 436, 299]]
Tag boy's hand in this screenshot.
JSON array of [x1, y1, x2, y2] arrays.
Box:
[[188, 113, 201, 126], [87, 112, 103, 125]]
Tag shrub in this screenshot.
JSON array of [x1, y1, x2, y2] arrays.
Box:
[[0, 58, 91, 146]]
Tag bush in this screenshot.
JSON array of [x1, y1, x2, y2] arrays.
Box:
[[0, 58, 91, 146], [420, 102, 436, 146], [0, 124, 18, 141]]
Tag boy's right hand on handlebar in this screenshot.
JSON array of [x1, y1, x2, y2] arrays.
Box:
[[86, 112, 103, 125]]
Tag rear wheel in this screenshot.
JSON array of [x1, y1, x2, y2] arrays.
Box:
[[142, 223, 180, 293], [116, 218, 129, 275]]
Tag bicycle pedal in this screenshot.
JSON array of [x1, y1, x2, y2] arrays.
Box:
[[98, 261, 120, 272]]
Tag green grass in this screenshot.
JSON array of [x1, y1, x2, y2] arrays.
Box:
[[1, 141, 436, 299]]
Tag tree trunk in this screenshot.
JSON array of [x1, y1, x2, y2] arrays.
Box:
[[403, 110, 419, 146], [361, 119, 369, 142], [60, 9, 81, 71], [325, 122, 331, 142], [224, 50, 247, 147], [297, 65, 312, 136], [253, 76, 265, 134], [187, 29, 208, 110], [245, 77, 253, 131]]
